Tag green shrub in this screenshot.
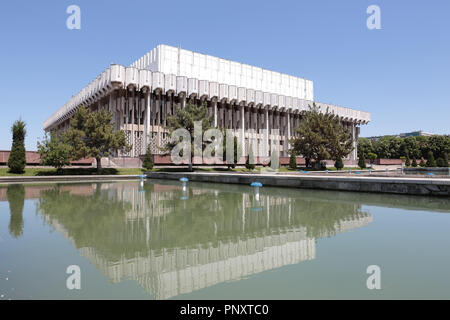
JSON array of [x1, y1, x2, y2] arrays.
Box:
[[419, 158, 426, 167], [289, 151, 297, 170], [426, 151, 437, 167], [367, 152, 377, 164], [37, 132, 72, 171], [245, 144, 256, 170], [8, 120, 27, 174], [411, 158, 418, 167], [334, 158, 344, 170], [142, 147, 154, 170], [436, 157, 446, 167], [358, 155, 366, 169], [405, 155, 410, 167]]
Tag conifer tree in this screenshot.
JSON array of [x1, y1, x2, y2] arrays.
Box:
[[334, 158, 344, 170], [289, 151, 297, 170], [8, 120, 26, 174], [142, 146, 154, 170], [245, 143, 256, 170], [358, 154, 366, 169], [426, 151, 437, 167]]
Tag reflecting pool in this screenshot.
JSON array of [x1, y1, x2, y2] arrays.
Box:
[[1, 180, 450, 299]]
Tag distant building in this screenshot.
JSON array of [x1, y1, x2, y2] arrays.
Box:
[[365, 130, 436, 140], [398, 130, 434, 137]]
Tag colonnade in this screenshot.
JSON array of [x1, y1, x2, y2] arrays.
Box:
[[54, 87, 360, 161]]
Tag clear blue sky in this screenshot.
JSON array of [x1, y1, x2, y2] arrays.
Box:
[[0, 0, 449, 150]]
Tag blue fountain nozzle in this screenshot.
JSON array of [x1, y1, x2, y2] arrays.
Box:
[[180, 177, 189, 182], [251, 182, 263, 187], [138, 174, 146, 179]]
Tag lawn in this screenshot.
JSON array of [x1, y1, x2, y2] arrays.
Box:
[[0, 165, 364, 176], [0, 167, 146, 176]]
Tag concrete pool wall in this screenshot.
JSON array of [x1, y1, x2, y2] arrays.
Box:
[[146, 172, 450, 197]]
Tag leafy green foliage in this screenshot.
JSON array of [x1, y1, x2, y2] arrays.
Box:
[[245, 143, 255, 170], [358, 154, 366, 169], [419, 158, 426, 167], [142, 146, 154, 170], [222, 135, 239, 169], [426, 151, 437, 167], [290, 104, 353, 168], [6, 184, 25, 238], [64, 106, 130, 172], [405, 155, 411, 167], [37, 132, 72, 171], [8, 120, 27, 174], [367, 152, 377, 164], [436, 157, 446, 167], [289, 151, 297, 170], [358, 135, 450, 160], [334, 158, 344, 170], [164, 102, 213, 171], [412, 158, 418, 167]]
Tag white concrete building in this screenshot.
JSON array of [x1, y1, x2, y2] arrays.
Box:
[[43, 44, 370, 162]]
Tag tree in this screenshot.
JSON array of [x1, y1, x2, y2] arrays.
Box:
[[289, 150, 297, 170], [245, 143, 256, 170], [401, 137, 420, 159], [142, 146, 154, 170], [7, 184, 25, 238], [367, 152, 377, 166], [64, 106, 130, 173], [419, 158, 426, 167], [436, 157, 446, 167], [357, 138, 374, 159], [165, 102, 213, 171], [8, 120, 27, 173], [405, 154, 411, 167], [334, 158, 344, 170], [412, 158, 418, 167], [290, 104, 353, 168], [426, 151, 437, 167], [37, 132, 72, 172], [358, 154, 366, 169], [222, 133, 239, 169], [444, 153, 449, 167]]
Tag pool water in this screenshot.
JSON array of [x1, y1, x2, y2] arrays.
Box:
[[1, 180, 450, 299]]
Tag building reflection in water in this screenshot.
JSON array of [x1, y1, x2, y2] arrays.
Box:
[[36, 181, 372, 299]]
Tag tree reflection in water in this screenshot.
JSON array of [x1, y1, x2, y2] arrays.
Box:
[[7, 184, 25, 238], [36, 181, 372, 299]]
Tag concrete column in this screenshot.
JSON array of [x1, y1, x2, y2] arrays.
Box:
[[108, 93, 112, 112], [128, 88, 135, 157], [145, 90, 151, 153], [119, 94, 124, 131], [287, 112, 291, 151], [352, 122, 357, 161], [265, 108, 269, 156], [213, 99, 217, 127], [155, 91, 161, 152], [240, 105, 245, 157], [181, 94, 186, 109]]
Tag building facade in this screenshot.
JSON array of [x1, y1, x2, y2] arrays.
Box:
[[43, 45, 370, 163]]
